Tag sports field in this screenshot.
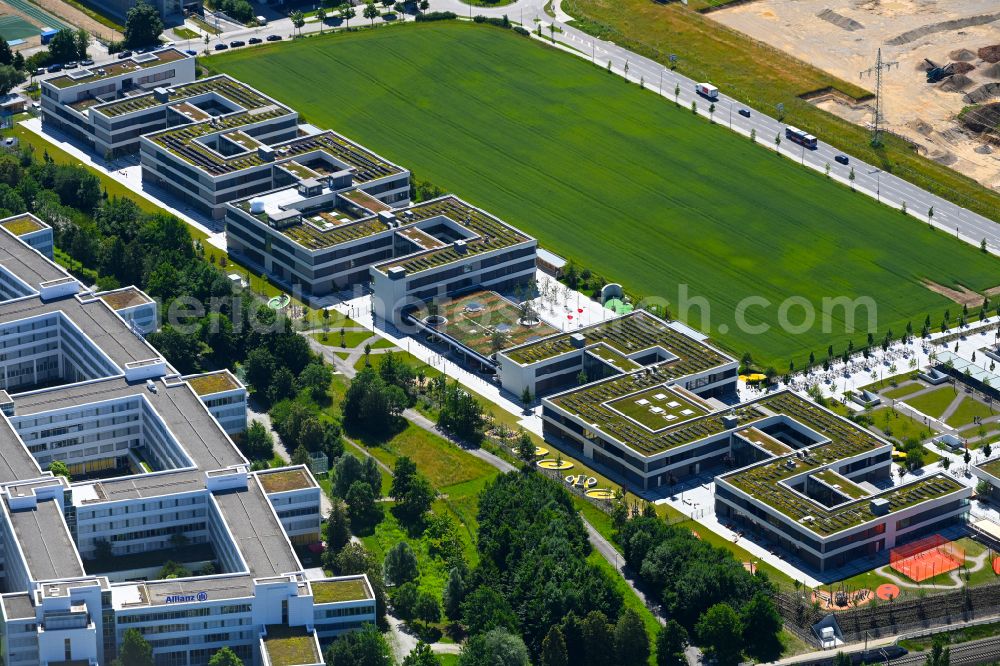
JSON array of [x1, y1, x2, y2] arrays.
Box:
[[0, 14, 37, 40], [209, 23, 1000, 367]]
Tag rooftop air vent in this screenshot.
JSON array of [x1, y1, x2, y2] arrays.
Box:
[[870, 497, 890, 516], [153, 87, 169, 103], [258, 145, 274, 162], [721, 414, 738, 429], [454, 240, 468, 254], [378, 210, 396, 228], [570, 333, 586, 349]]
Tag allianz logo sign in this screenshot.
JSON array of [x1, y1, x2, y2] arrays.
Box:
[[165, 592, 209, 604]]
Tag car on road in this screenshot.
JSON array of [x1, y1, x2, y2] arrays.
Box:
[[46, 63, 63, 73], [229, 40, 245, 47], [117, 50, 132, 59], [266, 34, 282, 41], [34, 67, 44, 76], [214, 43, 229, 51], [835, 154, 849, 165], [185, 49, 197, 56], [248, 37, 262, 44], [65, 61, 78, 69], [738, 108, 750, 118], [81, 59, 94, 66]]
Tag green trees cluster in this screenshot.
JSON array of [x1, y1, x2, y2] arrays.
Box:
[[0, 38, 26, 92], [215, 0, 255, 23], [389, 455, 435, 526], [617, 516, 782, 664], [436, 379, 486, 444], [122, 1, 163, 49], [462, 470, 624, 658], [341, 352, 416, 440], [326, 623, 392, 666], [46, 29, 89, 64]]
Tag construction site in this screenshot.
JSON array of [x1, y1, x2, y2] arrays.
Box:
[[712, 0, 1000, 193]]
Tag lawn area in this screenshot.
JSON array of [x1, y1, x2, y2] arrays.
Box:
[[208, 23, 1000, 368], [173, 26, 200, 39], [903, 386, 959, 420], [945, 396, 996, 428], [311, 329, 374, 349], [868, 406, 936, 443], [883, 382, 926, 400], [560, 0, 1000, 224]]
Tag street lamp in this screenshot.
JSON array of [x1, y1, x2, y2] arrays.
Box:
[[868, 168, 882, 203]]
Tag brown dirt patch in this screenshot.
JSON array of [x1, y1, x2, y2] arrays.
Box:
[[923, 280, 983, 307], [979, 45, 1000, 63], [951, 62, 976, 75], [950, 48, 978, 61], [982, 285, 1000, 298]]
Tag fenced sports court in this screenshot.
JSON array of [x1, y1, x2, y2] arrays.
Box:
[[890, 534, 965, 582], [0, 13, 37, 40]]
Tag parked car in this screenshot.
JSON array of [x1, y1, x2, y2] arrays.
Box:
[[65, 61, 78, 69], [835, 154, 849, 165], [248, 37, 262, 44], [738, 108, 750, 118], [266, 34, 282, 41], [34, 67, 44, 76], [214, 43, 229, 50], [117, 50, 132, 59], [46, 63, 63, 73], [185, 49, 197, 56], [81, 59, 94, 66], [229, 40, 245, 47]]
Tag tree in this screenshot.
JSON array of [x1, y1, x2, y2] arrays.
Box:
[[298, 361, 333, 401], [244, 420, 275, 460], [289, 10, 306, 36], [614, 608, 649, 666], [207, 647, 243, 666], [75, 29, 89, 60], [0, 38, 11, 67], [656, 620, 689, 666], [419, 0, 429, 12], [383, 541, 419, 585], [0, 65, 24, 96], [521, 386, 533, 411], [696, 603, 743, 666], [403, 642, 441, 666], [346, 479, 378, 528], [334, 453, 365, 497], [740, 591, 782, 662], [243, 347, 275, 396], [47, 29, 79, 63], [340, 3, 357, 25], [326, 623, 392, 666], [113, 629, 154, 666], [326, 499, 351, 551], [774, 133, 781, 152], [516, 430, 535, 463], [392, 581, 420, 620], [849, 167, 856, 190], [461, 586, 518, 635], [443, 566, 465, 621], [123, 1, 163, 48], [48, 460, 71, 481], [268, 366, 296, 403], [390, 456, 417, 500], [415, 591, 441, 624], [459, 629, 530, 666], [364, 1, 379, 25], [925, 637, 950, 666], [581, 611, 614, 666], [396, 473, 434, 524], [316, 5, 327, 31], [541, 625, 568, 666]]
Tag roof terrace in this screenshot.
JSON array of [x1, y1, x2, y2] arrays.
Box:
[[47, 48, 188, 89], [0, 215, 45, 236]]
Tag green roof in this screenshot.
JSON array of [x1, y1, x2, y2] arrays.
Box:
[[1, 215, 44, 235], [312, 578, 371, 604], [47, 49, 187, 89], [186, 371, 239, 396], [262, 625, 320, 666]]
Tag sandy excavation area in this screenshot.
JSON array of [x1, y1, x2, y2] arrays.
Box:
[[712, 0, 1000, 192]]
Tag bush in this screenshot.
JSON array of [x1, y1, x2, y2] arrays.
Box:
[[415, 10, 455, 21], [513, 26, 529, 36], [473, 15, 511, 28]]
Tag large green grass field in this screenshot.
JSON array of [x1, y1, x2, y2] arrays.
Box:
[[209, 23, 1000, 367]]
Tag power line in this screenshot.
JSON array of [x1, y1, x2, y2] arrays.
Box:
[[859, 47, 898, 147]]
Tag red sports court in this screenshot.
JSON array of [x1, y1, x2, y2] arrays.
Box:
[[890, 534, 964, 583]]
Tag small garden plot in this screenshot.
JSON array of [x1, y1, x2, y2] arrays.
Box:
[[902, 386, 959, 420], [607, 386, 706, 431], [883, 382, 927, 400], [946, 396, 995, 429], [868, 407, 936, 443], [428, 290, 557, 356]]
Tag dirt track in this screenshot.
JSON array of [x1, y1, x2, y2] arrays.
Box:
[[712, 0, 1000, 193]]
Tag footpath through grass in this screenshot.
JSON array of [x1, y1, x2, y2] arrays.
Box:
[[208, 23, 1000, 368], [561, 0, 1000, 222]]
